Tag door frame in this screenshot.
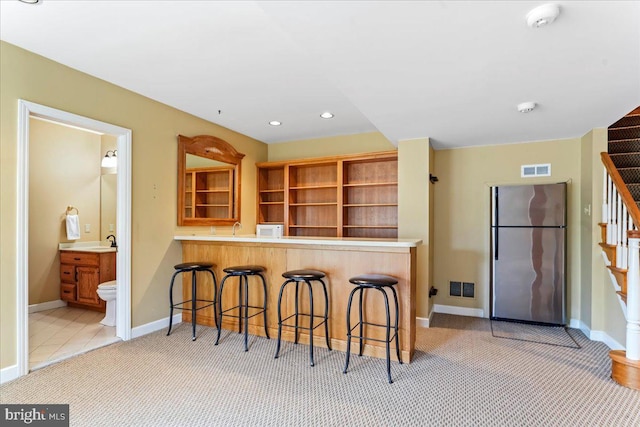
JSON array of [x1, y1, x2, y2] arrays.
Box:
[[17, 100, 132, 377]]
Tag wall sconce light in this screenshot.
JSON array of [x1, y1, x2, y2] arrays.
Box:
[[101, 150, 117, 168]]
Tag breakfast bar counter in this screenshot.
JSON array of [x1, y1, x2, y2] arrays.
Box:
[[174, 235, 421, 361]]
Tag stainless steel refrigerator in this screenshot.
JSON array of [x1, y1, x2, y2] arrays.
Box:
[[490, 183, 566, 326]]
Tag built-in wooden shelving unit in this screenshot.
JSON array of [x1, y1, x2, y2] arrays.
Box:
[[256, 151, 398, 238]]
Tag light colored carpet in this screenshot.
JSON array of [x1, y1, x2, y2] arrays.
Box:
[[1, 313, 639, 426]]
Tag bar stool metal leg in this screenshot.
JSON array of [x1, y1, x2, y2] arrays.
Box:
[[243, 275, 250, 351], [391, 286, 402, 365], [379, 288, 392, 383], [343, 286, 359, 374], [215, 275, 232, 346], [306, 279, 315, 366], [167, 269, 182, 336], [358, 287, 365, 356], [274, 279, 294, 359], [320, 278, 332, 351], [258, 273, 271, 340], [294, 281, 300, 344], [191, 270, 198, 340]]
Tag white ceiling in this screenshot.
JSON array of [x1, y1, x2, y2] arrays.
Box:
[[1, 1, 639, 149]]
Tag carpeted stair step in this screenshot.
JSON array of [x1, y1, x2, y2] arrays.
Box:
[[609, 153, 640, 168], [609, 126, 640, 142], [617, 167, 640, 184], [608, 139, 640, 154], [626, 183, 640, 200], [610, 114, 640, 129]]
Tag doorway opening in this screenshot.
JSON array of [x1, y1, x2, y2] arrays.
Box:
[[17, 100, 132, 377]]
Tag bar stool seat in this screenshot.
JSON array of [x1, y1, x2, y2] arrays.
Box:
[[167, 262, 217, 341], [275, 269, 331, 366], [215, 265, 270, 351], [343, 273, 402, 383]]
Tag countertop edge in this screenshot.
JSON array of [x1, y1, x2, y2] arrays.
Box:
[[174, 235, 422, 248]]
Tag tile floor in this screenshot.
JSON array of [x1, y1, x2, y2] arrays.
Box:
[[29, 306, 120, 371]]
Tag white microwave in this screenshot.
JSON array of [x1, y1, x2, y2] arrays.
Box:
[[256, 224, 283, 238]]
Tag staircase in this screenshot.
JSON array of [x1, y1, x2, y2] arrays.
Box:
[[600, 106, 640, 390]]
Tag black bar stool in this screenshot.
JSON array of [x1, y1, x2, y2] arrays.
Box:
[[343, 274, 402, 383], [167, 262, 217, 341], [215, 265, 270, 351], [274, 269, 331, 366]]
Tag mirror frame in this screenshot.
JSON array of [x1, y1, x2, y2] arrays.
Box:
[[177, 134, 245, 226]]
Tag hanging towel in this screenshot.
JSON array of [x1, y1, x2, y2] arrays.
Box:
[[66, 214, 80, 240]]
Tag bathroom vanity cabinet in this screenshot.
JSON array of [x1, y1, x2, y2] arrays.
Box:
[[59, 250, 116, 311]]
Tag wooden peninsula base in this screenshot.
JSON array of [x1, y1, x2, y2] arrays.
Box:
[[175, 235, 420, 362]]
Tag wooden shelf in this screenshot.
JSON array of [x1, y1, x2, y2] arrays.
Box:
[[343, 182, 397, 187], [196, 204, 230, 207], [290, 202, 338, 206], [290, 185, 337, 190], [259, 201, 284, 205], [344, 203, 398, 207], [260, 189, 284, 193], [289, 225, 337, 229], [343, 225, 398, 229]]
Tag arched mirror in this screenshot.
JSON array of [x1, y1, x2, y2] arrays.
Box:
[[177, 134, 245, 226]]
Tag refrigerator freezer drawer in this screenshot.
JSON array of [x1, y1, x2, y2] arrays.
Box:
[[491, 227, 566, 325]]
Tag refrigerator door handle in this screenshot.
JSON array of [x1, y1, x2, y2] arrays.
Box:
[[494, 187, 499, 260]]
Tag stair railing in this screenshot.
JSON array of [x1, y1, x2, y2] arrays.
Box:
[[601, 152, 640, 361]]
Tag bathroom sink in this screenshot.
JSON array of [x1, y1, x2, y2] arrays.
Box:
[[60, 246, 116, 253]]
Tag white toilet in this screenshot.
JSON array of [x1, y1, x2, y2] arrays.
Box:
[[97, 280, 117, 327]]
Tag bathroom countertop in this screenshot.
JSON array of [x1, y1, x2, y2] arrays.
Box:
[[59, 241, 117, 253]]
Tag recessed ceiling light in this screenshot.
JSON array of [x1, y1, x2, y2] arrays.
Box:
[[269, 120, 282, 126], [526, 4, 560, 28], [517, 102, 537, 113], [320, 112, 334, 119]]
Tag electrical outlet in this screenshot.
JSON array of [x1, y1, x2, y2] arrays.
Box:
[[85, 224, 90, 233]]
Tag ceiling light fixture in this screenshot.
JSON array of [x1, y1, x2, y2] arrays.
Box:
[[517, 102, 537, 113], [269, 120, 282, 126], [526, 4, 560, 28], [18, 0, 42, 4], [320, 112, 334, 119]]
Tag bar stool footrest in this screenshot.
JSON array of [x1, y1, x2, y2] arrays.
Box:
[[280, 312, 329, 331], [220, 305, 266, 320], [170, 300, 215, 311]]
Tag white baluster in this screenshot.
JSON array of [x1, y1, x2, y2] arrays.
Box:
[[625, 235, 640, 360], [612, 189, 619, 246], [616, 194, 622, 267], [607, 177, 613, 245], [603, 168, 608, 223], [621, 206, 628, 269]]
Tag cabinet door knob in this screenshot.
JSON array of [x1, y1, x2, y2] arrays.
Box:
[[74, 257, 81, 261]]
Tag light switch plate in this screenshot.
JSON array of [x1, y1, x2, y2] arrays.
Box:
[[85, 224, 90, 233]]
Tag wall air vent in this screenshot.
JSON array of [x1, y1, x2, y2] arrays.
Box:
[[521, 163, 551, 178]]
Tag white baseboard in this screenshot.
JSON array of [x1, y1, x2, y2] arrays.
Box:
[[590, 330, 625, 350], [0, 364, 19, 385], [416, 316, 430, 328], [131, 314, 182, 339], [570, 318, 625, 350], [433, 304, 484, 318], [28, 299, 66, 314]]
